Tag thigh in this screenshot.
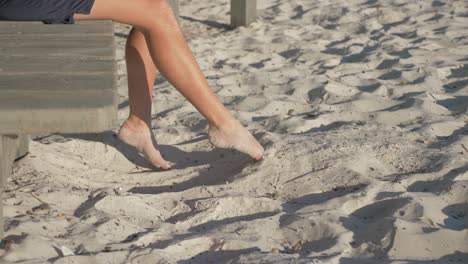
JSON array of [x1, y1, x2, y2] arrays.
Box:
[[73, 0, 174, 28]]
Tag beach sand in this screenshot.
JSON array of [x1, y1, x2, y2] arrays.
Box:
[[1, 0, 467, 263]]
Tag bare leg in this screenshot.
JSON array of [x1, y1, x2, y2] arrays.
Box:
[[118, 27, 172, 169], [74, 0, 264, 167]]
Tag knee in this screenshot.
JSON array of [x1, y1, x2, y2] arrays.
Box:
[[140, 0, 177, 25], [143, 0, 173, 12]]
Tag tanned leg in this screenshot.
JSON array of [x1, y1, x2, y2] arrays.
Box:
[[118, 27, 172, 169], [74, 0, 264, 169]]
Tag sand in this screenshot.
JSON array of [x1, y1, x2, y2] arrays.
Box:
[[1, 0, 467, 263]]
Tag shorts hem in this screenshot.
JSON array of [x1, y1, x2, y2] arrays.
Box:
[[76, 0, 95, 15]]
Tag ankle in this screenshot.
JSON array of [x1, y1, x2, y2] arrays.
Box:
[[124, 115, 150, 129], [209, 117, 240, 133]]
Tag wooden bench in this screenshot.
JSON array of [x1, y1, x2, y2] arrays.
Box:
[[169, 0, 257, 27], [0, 20, 117, 240]]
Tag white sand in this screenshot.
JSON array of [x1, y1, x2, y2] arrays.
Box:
[[1, 0, 467, 263]]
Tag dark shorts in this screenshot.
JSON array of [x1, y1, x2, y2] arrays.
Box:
[[0, 0, 95, 24]]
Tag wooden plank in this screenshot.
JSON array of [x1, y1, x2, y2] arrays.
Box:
[[0, 89, 115, 109], [0, 37, 114, 58], [0, 48, 113, 59], [0, 21, 114, 36], [0, 35, 115, 47], [231, 0, 257, 27], [0, 98, 117, 135], [0, 135, 19, 240], [0, 56, 115, 75], [0, 74, 115, 91]]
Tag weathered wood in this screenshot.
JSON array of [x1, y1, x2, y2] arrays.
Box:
[[0, 136, 18, 190], [0, 36, 114, 58], [0, 21, 113, 36], [0, 74, 116, 91], [0, 135, 20, 240], [0, 56, 115, 75], [15, 135, 29, 160], [0, 90, 117, 134], [231, 0, 257, 27], [0, 21, 118, 134], [0, 89, 114, 109]]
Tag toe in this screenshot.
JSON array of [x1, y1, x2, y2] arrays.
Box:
[[254, 150, 264, 160], [255, 153, 264, 160], [151, 152, 171, 170], [144, 147, 171, 170]]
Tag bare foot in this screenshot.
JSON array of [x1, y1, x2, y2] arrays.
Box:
[[208, 119, 265, 160], [117, 118, 171, 170]]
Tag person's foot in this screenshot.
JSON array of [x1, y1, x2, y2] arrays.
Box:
[[117, 118, 171, 170], [208, 119, 265, 160]]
